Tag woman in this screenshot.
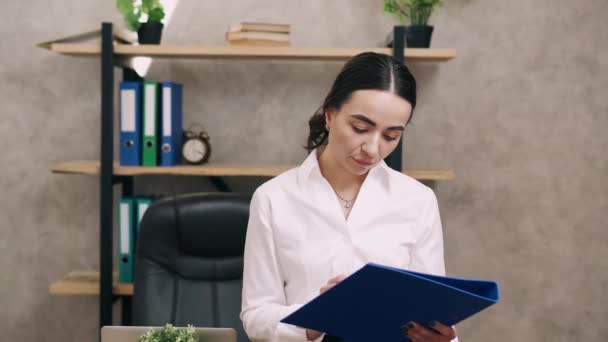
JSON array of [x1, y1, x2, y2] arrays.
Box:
[[240, 52, 458, 342]]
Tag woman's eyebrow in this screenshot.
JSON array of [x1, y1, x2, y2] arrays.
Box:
[[351, 114, 376, 126], [350, 114, 405, 131]]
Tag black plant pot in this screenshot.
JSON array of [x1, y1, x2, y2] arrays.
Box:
[[137, 22, 164, 44], [405, 25, 434, 48]]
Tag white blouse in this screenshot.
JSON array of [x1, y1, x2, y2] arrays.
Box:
[[240, 150, 451, 342]]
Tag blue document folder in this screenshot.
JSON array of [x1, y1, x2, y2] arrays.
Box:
[[160, 82, 183, 166], [119, 81, 142, 166], [281, 263, 499, 342]]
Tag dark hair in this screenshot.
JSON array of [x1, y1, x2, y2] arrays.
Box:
[[305, 52, 417, 152]]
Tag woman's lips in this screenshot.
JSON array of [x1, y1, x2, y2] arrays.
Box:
[[353, 158, 373, 167]]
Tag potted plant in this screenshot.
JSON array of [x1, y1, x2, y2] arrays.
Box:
[[383, 0, 443, 48], [117, 0, 166, 44], [138, 324, 198, 342]]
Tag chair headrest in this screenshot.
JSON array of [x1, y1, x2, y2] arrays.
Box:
[[176, 193, 250, 257], [137, 192, 251, 261]]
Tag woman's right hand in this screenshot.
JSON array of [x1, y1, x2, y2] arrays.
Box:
[[320, 274, 347, 294], [305, 329, 323, 341], [402, 321, 457, 341], [305, 275, 347, 341]]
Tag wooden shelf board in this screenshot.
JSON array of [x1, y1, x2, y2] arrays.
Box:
[[51, 160, 454, 180], [49, 270, 133, 296], [47, 43, 456, 61]]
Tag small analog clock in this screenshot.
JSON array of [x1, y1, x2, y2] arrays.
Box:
[[182, 127, 211, 164]]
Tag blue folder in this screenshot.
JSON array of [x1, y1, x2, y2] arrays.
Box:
[[281, 263, 499, 342], [160, 82, 183, 166], [119, 81, 142, 166]]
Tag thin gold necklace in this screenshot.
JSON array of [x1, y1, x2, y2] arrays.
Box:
[[333, 189, 354, 209]]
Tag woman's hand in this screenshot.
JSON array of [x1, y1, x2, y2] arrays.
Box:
[[320, 274, 347, 294], [305, 275, 348, 341], [305, 329, 323, 341], [402, 321, 457, 341]]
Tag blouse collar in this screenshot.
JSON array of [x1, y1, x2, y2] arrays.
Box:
[[297, 148, 393, 192]]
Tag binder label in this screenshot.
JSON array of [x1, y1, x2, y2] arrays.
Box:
[[145, 84, 156, 136], [163, 87, 172, 137], [120, 203, 130, 254], [121, 89, 136, 132], [138, 203, 150, 223]]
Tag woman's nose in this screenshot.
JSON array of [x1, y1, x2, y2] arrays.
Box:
[[361, 134, 381, 159]]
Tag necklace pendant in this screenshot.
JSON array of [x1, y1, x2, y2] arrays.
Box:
[[344, 203, 351, 209]]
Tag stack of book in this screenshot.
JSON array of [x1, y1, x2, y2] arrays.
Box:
[[225, 22, 290, 47]]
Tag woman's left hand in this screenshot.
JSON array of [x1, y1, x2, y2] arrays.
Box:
[[401, 321, 456, 341]]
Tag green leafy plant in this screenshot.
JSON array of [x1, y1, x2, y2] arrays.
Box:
[[138, 324, 198, 342], [383, 0, 443, 26], [117, 0, 166, 31]]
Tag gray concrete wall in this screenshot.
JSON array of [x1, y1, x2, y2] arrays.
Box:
[[1, 0, 606, 341]]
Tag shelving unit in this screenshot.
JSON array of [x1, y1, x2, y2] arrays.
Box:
[[48, 43, 456, 61], [50, 160, 455, 180], [40, 22, 455, 336], [50, 270, 133, 296]]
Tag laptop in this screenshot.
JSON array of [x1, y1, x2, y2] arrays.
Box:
[[101, 326, 237, 342]]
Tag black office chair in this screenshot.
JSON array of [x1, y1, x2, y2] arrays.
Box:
[[132, 192, 251, 342]]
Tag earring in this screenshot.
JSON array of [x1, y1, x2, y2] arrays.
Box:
[[325, 124, 330, 131]]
